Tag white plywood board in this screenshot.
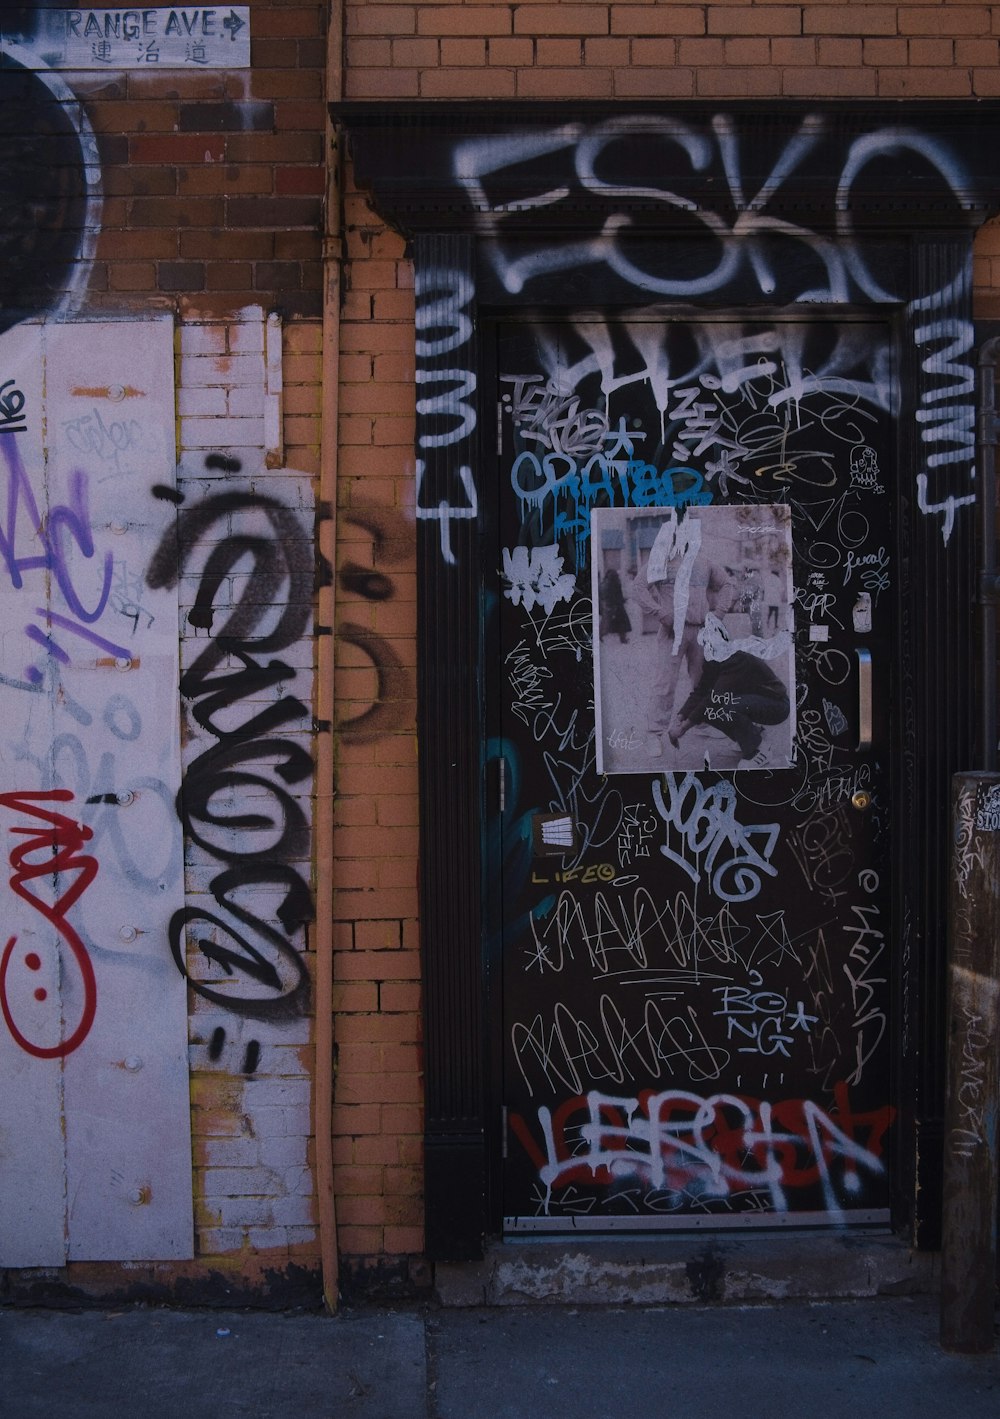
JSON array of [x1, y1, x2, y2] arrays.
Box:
[[0, 319, 193, 1265], [0, 323, 68, 1267]]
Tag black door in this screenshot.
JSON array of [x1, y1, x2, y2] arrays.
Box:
[[493, 317, 895, 1231]]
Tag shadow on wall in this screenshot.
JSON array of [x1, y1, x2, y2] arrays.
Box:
[[0, 46, 100, 333]]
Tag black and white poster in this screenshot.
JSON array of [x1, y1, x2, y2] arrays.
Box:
[[592, 504, 795, 774]]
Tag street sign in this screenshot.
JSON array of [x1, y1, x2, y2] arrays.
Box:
[[3, 7, 251, 70]]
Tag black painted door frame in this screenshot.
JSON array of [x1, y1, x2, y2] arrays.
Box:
[[337, 100, 1000, 1259]]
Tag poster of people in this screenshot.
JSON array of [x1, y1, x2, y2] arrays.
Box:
[[592, 505, 796, 774]]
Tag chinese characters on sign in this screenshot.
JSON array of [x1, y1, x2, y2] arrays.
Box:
[[6, 8, 251, 69]]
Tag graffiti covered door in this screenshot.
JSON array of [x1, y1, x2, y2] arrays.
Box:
[[495, 318, 896, 1231]]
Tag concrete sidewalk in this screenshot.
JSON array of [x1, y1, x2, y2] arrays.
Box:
[[1, 1295, 998, 1419]]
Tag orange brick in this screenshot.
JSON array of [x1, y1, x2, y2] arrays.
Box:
[[253, 69, 323, 100], [723, 37, 773, 65], [972, 67, 1000, 95], [340, 352, 375, 383], [584, 36, 631, 63], [421, 67, 518, 95], [338, 1225, 384, 1253], [770, 36, 817, 62], [108, 263, 158, 291], [90, 100, 179, 134], [537, 36, 585, 62], [956, 38, 1000, 63], [378, 857, 418, 890], [335, 947, 421, 981], [513, 4, 609, 34], [336, 1071, 422, 1105], [973, 290, 1000, 322], [347, 37, 393, 64], [380, 982, 421, 1013], [708, 6, 801, 35], [418, 5, 513, 34], [353, 1136, 404, 1165], [384, 1166, 423, 1195], [373, 351, 416, 382], [803, 5, 898, 34], [379, 1044, 422, 1074], [898, 5, 989, 34], [677, 35, 727, 63], [336, 887, 419, 920], [275, 100, 327, 130], [488, 36, 535, 62], [518, 66, 613, 95], [383, 1226, 424, 1253], [334, 1165, 384, 1194], [372, 291, 416, 319], [348, 4, 417, 36], [393, 36, 442, 63], [178, 166, 272, 197], [252, 6, 325, 38], [284, 384, 322, 415], [615, 66, 696, 96], [631, 37, 679, 62], [783, 65, 879, 95], [612, 5, 704, 34], [877, 67, 972, 95], [332, 1103, 383, 1134], [337, 1195, 388, 1225], [283, 415, 323, 445], [344, 69, 419, 98], [698, 65, 782, 96], [440, 36, 488, 62], [397, 1137, 423, 1166], [339, 379, 414, 414], [332, 1137, 357, 1167], [336, 1014, 420, 1045], [332, 858, 381, 890], [355, 919, 404, 951], [381, 1103, 423, 1133], [816, 36, 863, 63], [384, 1194, 422, 1226], [862, 36, 908, 63], [909, 37, 957, 63]]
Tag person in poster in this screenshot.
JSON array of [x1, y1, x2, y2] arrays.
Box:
[[598, 567, 632, 644], [629, 514, 733, 758], [591, 504, 796, 774], [667, 612, 792, 767]]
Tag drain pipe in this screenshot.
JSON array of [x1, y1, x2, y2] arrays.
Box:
[[314, 0, 345, 1315], [939, 336, 1000, 1352]]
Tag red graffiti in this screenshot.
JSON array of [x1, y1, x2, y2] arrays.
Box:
[[511, 1082, 895, 1215], [0, 789, 98, 1058]]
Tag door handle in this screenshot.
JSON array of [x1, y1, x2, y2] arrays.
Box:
[[856, 648, 872, 750]]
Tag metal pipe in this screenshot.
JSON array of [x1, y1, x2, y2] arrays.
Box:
[[314, 0, 346, 1315]]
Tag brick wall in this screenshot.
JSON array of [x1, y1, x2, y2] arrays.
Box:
[[74, 0, 326, 318], [331, 174, 425, 1280], [343, 0, 1000, 100]]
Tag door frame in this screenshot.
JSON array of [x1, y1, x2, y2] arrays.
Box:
[[336, 99, 1000, 1259]]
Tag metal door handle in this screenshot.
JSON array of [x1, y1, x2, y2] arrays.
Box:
[[857, 648, 872, 750]]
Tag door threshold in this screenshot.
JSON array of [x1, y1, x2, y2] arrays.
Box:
[[503, 1209, 891, 1233], [434, 1231, 936, 1307]]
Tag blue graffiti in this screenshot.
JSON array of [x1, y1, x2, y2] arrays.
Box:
[[511, 448, 712, 557]]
